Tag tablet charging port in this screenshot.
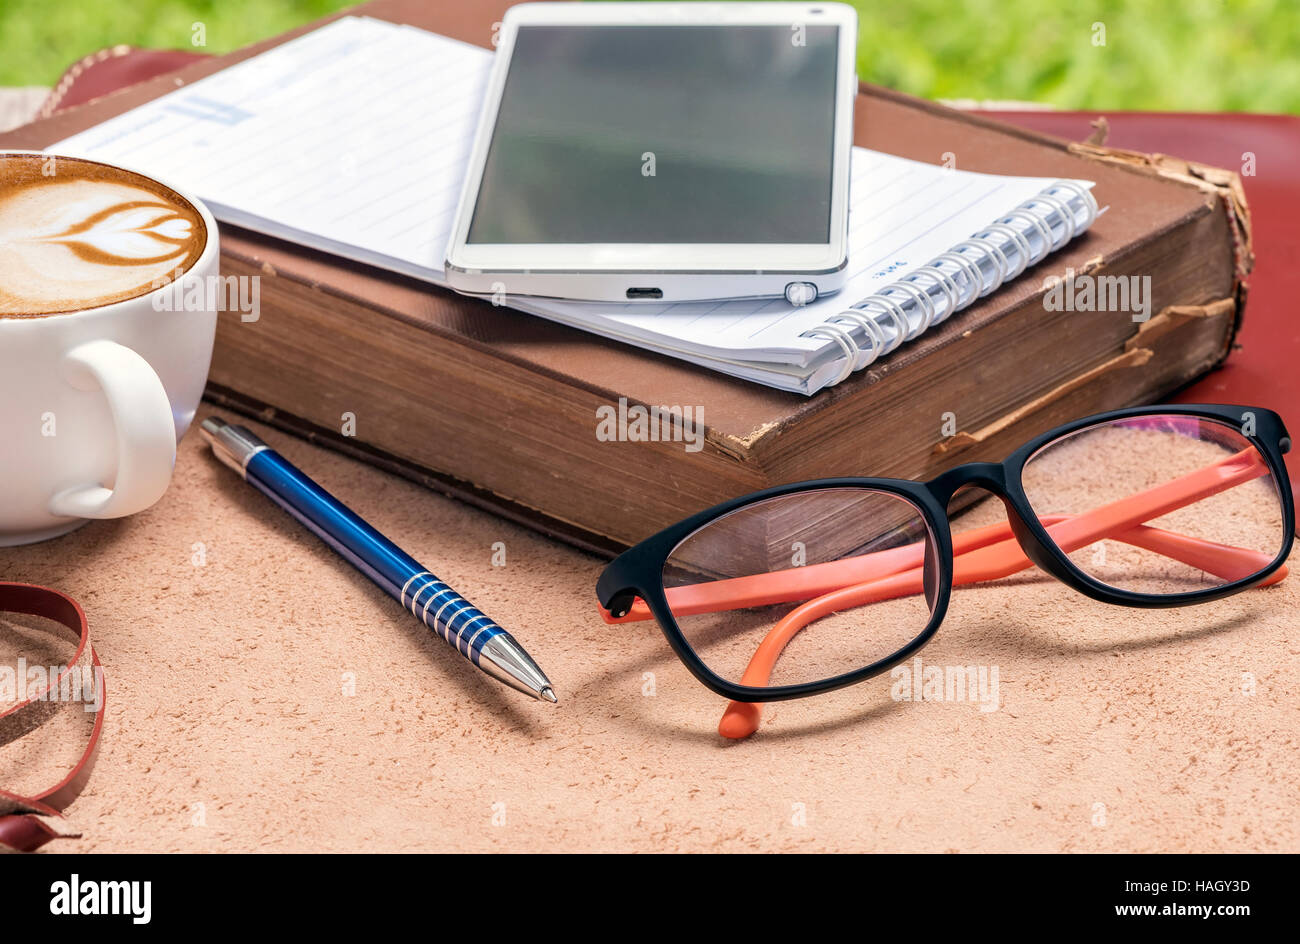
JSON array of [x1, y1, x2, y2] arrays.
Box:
[[626, 288, 663, 300]]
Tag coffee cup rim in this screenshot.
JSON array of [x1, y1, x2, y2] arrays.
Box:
[[0, 148, 220, 323]]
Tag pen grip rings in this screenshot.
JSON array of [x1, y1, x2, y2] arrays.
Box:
[[401, 572, 504, 663]]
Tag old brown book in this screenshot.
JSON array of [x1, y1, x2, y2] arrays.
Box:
[[1, 0, 1252, 555]]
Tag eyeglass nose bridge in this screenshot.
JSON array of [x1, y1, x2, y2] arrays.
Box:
[[925, 460, 1081, 584], [924, 461, 1008, 506]]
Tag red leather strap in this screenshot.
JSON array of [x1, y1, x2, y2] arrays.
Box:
[[38, 46, 209, 119], [0, 583, 105, 852]]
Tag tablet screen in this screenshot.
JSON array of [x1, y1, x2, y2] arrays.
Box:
[[466, 24, 840, 246]]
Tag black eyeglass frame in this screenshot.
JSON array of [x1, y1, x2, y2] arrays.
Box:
[[596, 404, 1295, 704]]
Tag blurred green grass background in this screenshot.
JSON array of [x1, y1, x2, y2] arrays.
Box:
[[3, 0, 1298, 112]]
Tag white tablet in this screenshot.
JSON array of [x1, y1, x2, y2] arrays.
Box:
[[444, 2, 858, 305]]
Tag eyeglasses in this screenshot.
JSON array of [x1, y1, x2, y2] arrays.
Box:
[[596, 405, 1294, 739]]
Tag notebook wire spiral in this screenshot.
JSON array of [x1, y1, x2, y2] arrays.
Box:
[[803, 180, 1100, 386]]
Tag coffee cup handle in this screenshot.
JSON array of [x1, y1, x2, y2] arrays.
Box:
[[48, 340, 177, 520]]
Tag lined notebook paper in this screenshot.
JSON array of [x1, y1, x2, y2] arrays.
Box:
[[54, 15, 1097, 395]]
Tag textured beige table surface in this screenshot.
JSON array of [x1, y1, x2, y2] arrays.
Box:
[[1, 409, 1296, 853]]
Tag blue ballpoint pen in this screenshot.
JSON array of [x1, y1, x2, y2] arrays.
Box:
[[200, 417, 557, 703]]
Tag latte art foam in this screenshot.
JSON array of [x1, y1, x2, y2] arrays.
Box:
[[0, 154, 207, 317]]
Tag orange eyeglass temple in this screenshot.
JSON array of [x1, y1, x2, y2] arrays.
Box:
[[598, 448, 1287, 739]]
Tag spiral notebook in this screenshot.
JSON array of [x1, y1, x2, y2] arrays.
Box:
[[52, 15, 1098, 395]]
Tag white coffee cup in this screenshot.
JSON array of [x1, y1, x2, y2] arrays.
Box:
[[0, 151, 219, 546]]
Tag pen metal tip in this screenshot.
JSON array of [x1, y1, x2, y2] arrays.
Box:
[[540, 686, 558, 704]]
